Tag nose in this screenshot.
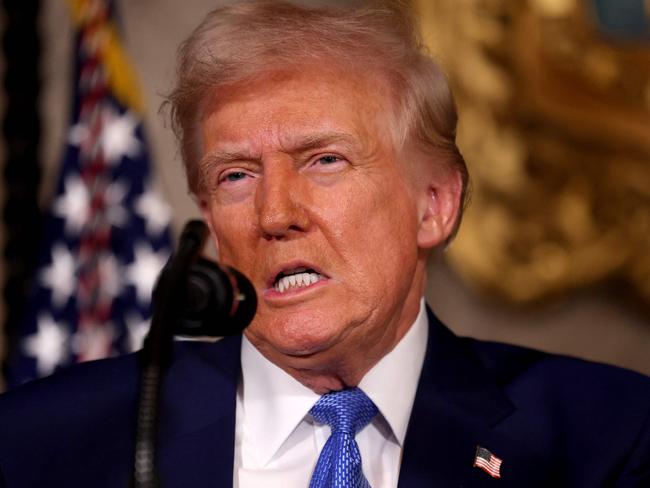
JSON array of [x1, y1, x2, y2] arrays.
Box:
[[255, 161, 311, 239]]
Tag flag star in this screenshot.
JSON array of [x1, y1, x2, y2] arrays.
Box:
[[23, 315, 70, 377], [105, 180, 130, 227], [100, 108, 141, 164], [135, 188, 172, 236], [126, 313, 151, 352], [39, 243, 77, 308], [71, 323, 115, 362], [126, 243, 170, 305], [68, 122, 89, 147], [53, 174, 90, 235]]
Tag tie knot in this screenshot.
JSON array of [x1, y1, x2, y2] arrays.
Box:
[[310, 387, 378, 434]]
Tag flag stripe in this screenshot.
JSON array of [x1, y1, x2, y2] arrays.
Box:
[[473, 446, 502, 479]]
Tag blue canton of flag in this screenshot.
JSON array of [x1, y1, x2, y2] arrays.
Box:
[[5, 0, 172, 388]]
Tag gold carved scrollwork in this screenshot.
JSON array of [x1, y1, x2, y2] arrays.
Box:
[[414, 0, 650, 306]]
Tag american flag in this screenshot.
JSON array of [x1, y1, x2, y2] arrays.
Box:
[[4, 0, 172, 388], [473, 446, 502, 479]]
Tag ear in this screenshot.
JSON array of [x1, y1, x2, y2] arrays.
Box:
[[416, 166, 463, 250]]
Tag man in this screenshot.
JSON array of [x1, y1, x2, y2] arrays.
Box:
[[0, 1, 648, 487]]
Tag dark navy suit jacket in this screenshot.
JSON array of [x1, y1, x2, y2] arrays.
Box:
[[0, 309, 649, 487]]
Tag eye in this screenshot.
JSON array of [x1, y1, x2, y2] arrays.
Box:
[[306, 153, 349, 177], [219, 170, 250, 184], [317, 155, 340, 165]]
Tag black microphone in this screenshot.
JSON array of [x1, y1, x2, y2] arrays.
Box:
[[133, 220, 256, 488], [176, 257, 257, 337], [154, 220, 257, 338]]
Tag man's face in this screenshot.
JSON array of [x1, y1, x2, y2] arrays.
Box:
[[198, 67, 429, 390]]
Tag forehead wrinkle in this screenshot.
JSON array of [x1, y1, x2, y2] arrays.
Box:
[[201, 148, 254, 165], [199, 145, 262, 170], [200, 115, 386, 181], [207, 129, 365, 163], [277, 131, 360, 156]]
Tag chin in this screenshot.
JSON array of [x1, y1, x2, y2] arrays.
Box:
[[248, 309, 346, 358], [269, 326, 339, 357]]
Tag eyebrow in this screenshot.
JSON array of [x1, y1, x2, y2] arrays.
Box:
[[198, 131, 359, 171], [289, 132, 358, 155]]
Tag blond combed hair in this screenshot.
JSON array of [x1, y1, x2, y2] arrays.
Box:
[[167, 0, 469, 232]]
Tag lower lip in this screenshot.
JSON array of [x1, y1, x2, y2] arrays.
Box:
[[263, 277, 330, 300]]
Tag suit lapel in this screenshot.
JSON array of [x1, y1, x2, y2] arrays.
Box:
[[157, 335, 242, 487], [399, 310, 552, 488]]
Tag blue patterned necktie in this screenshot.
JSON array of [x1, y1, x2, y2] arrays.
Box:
[[309, 387, 378, 488]]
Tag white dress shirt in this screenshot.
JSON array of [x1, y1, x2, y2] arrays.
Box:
[[233, 300, 428, 488]]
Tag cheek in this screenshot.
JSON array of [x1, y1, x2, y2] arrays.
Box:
[[317, 177, 393, 233], [206, 204, 256, 265], [346, 177, 418, 243], [322, 178, 419, 281]]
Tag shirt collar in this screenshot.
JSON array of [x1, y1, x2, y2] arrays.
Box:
[[240, 299, 428, 465], [358, 299, 428, 445], [240, 336, 319, 467]]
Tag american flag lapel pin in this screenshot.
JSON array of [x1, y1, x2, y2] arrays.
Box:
[[473, 446, 502, 479]]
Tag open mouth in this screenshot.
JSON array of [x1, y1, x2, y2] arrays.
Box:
[[271, 266, 327, 294]]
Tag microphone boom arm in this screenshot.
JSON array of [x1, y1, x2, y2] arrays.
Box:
[[132, 221, 209, 488], [130, 220, 257, 487]]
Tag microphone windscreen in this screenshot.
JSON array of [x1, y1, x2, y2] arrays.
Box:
[[175, 257, 257, 337]]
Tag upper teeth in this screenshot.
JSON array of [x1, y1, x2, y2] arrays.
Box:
[[274, 272, 322, 293]]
